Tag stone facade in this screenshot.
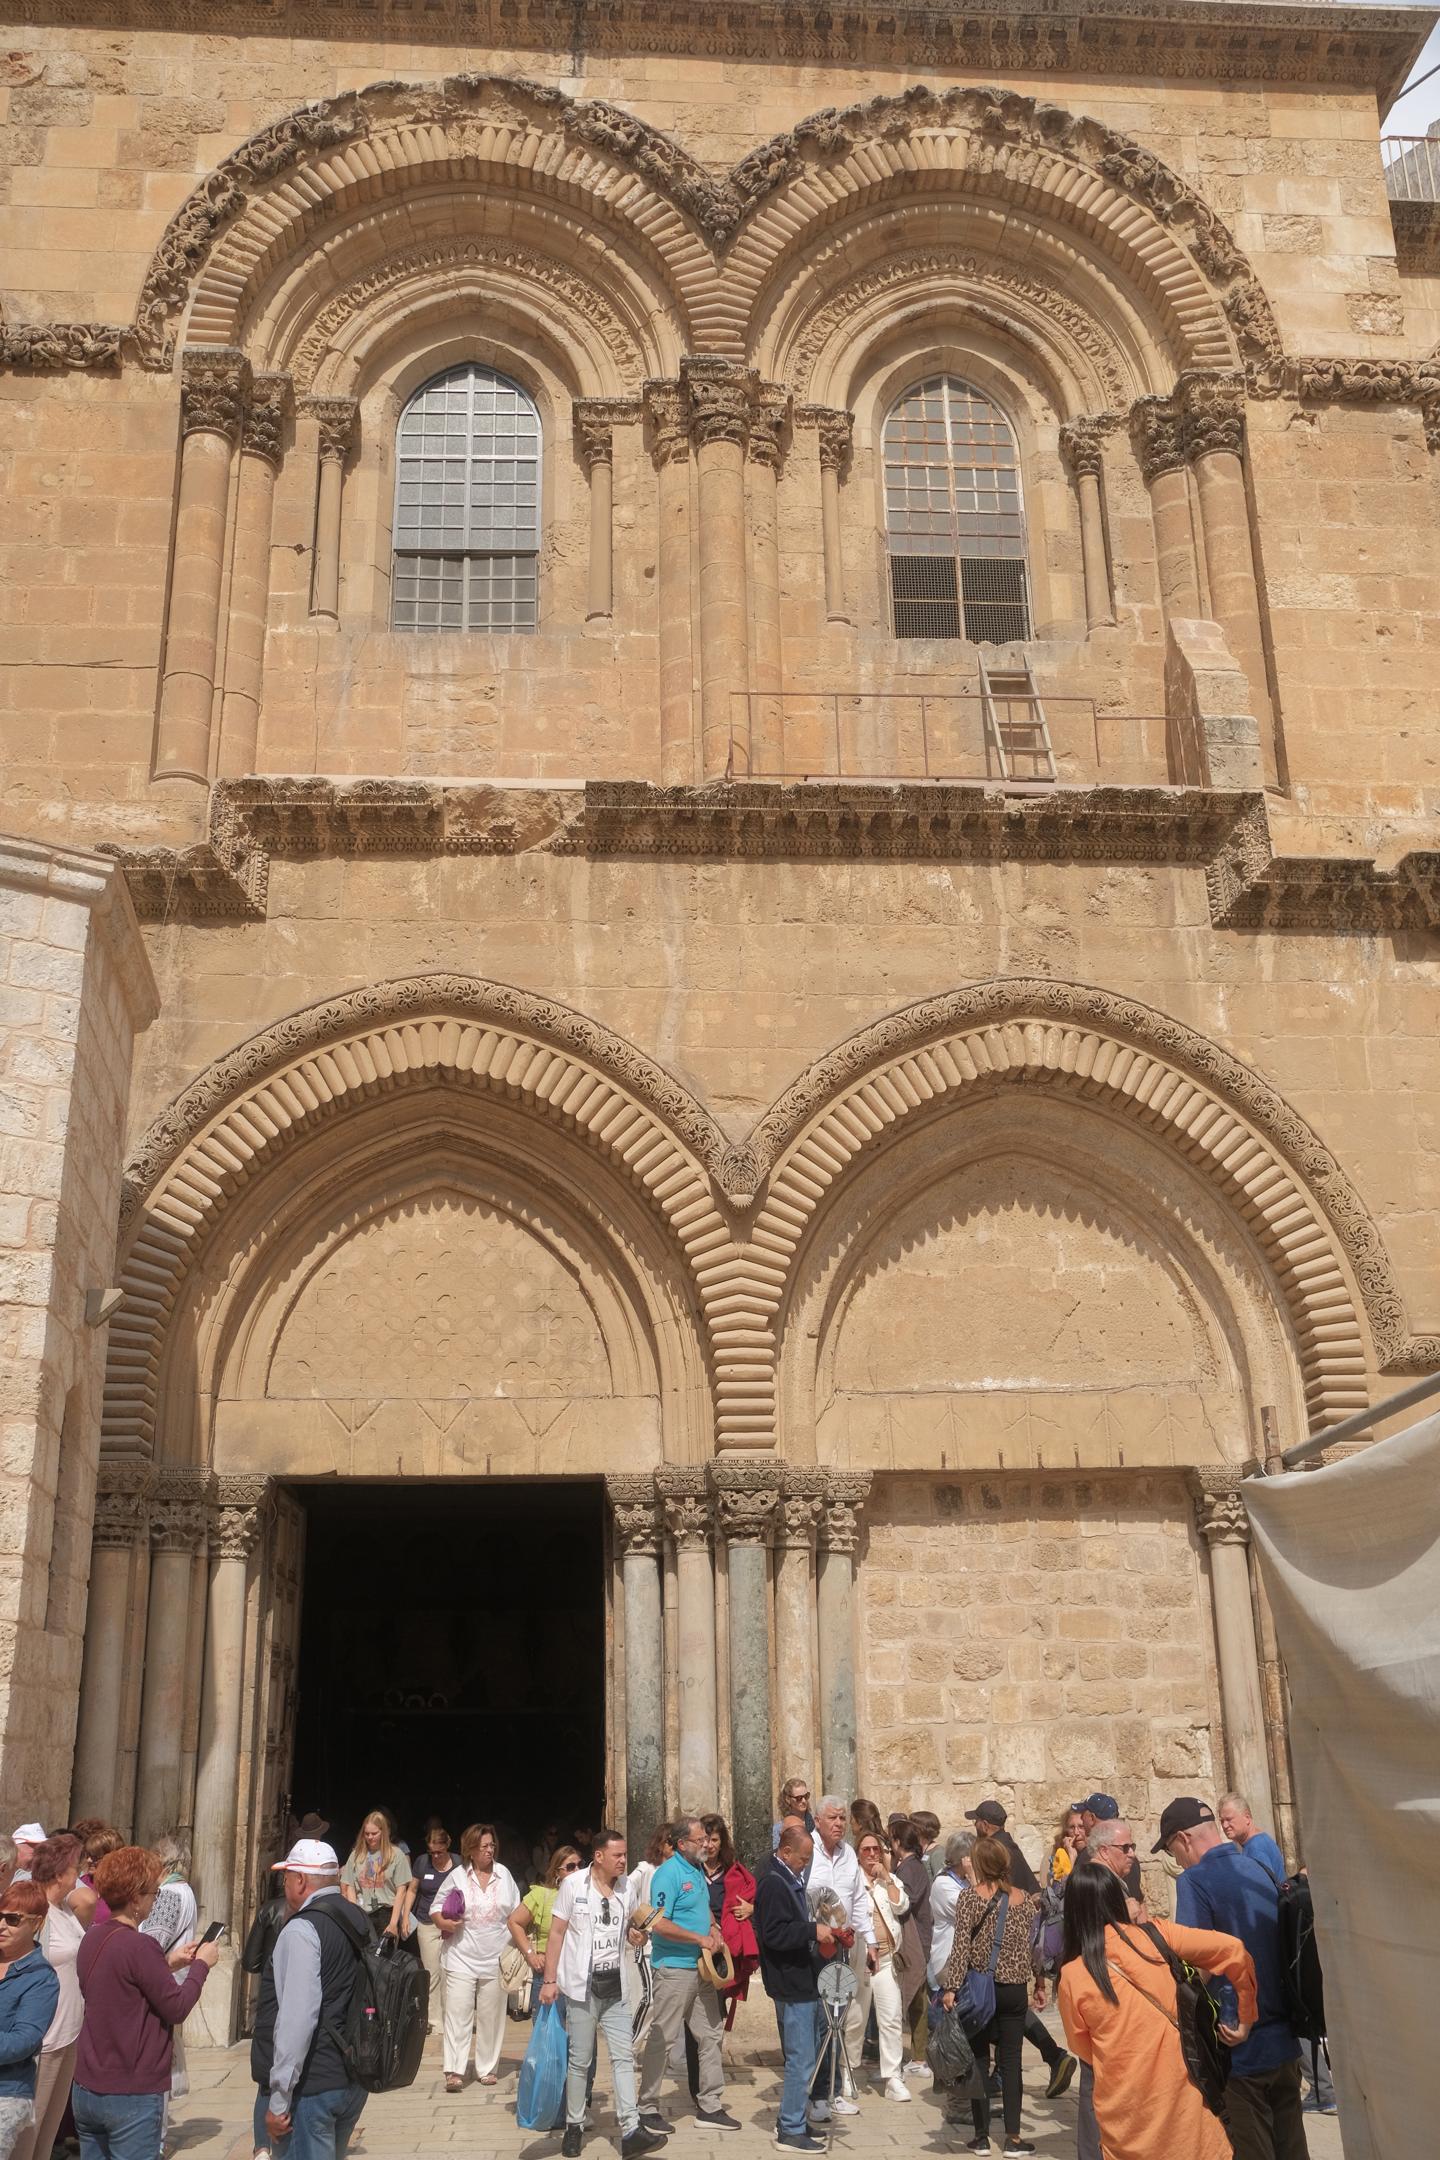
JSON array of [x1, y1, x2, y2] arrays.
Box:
[[0, 0, 1438, 2008]]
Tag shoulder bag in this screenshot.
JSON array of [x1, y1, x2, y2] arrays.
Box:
[[1113, 1922, 1230, 2117]]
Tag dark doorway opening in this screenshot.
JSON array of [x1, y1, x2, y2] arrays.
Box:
[[288, 1480, 607, 1868]]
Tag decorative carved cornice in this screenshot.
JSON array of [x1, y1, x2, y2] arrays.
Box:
[[711, 1458, 783, 1545], [1388, 198, 1440, 278], [1179, 369, 1246, 461], [796, 406, 854, 475], [92, 1464, 153, 1551], [150, 1467, 212, 1553], [656, 1466, 713, 1551], [1059, 415, 1113, 480], [643, 379, 690, 468], [241, 373, 292, 466], [574, 398, 643, 470], [748, 383, 790, 471], [682, 357, 757, 451], [1268, 355, 1440, 451], [818, 1471, 873, 1556], [304, 396, 359, 465], [1188, 1467, 1250, 1548], [99, 786, 268, 923], [0, 321, 125, 372], [181, 347, 250, 442], [211, 1473, 273, 1559], [775, 1467, 826, 1551], [1131, 394, 1187, 484], [606, 1473, 663, 1556]]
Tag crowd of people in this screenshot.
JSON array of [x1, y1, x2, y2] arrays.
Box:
[[0, 1781, 1326, 2160]]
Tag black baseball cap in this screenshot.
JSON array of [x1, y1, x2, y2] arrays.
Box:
[[965, 1801, 1007, 1828], [1153, 1798, 1216, 1853]]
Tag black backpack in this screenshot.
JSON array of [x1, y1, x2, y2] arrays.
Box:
[[1120, 1923, 1231, 2118], [1270, 1872, 1326, 2046], [333, 1934, 431, 2093]]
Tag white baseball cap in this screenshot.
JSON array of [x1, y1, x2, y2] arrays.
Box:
[[271, 1839, 340, 1875], [11, 1824, 46, 1846]]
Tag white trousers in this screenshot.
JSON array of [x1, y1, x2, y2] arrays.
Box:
[[417, 1921, 446, 2033], [844, 1948, 905, 2087], [443, 1966, 506, 2079]]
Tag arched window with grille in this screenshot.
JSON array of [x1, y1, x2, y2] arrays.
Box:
[[883, 375, 1031, 643], [391, 363, 541, 633]]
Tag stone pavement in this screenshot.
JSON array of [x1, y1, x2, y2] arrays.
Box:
[[169, 1999, 1343, 2160]]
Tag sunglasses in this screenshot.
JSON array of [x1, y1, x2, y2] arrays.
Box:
[[600, 1898, 612, 1924], [561, 1861, 581, 1874], [1115, 1843, 1137, 1855], [0, 1913, 35, 1928]]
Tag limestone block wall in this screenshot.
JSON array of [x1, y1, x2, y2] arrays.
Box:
[[0, 838, 155, 1821], [857, 1471, 1218, 1870]]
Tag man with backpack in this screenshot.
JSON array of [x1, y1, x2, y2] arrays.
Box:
[[253, 1837, 374, 2160], [1159, 1798, 1309, 2160]]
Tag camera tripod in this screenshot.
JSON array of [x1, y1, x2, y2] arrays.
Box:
[[808, 1957, 858, 2150]]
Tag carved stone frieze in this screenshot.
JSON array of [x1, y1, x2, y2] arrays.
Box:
[[303, 396, 360, 465], [0, 321, 125, 371], [1188, 1468, 1250, 1548], [606, 1473, 663, 1556], [711, 1458, 784, 1545], [818, 1472, 874, 1556], [1284, 356, 1440, 407], [181, 347, 250, 441], [682, 357, 757, 450], [241, 373, 292, 466], [92, 1464, 153, 1551], [574, 398, 643, 470], [795, 406, 854, 475], [1179, 370, 1246, 461], [748, 384, 790, 471], [1131, 395, 1187, 484], [656, 1466, 713, 1551]]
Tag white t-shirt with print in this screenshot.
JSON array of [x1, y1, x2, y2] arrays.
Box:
[[550, 1867, 634, 2003]]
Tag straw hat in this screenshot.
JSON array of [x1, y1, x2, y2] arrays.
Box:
[[699, 1940, 735, 1990]]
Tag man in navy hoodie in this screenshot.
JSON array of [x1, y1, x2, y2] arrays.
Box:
[[753, 1825, 835, 2156]]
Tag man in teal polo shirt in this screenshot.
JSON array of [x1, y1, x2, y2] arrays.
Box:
[[637, 1818, 739, 2134]]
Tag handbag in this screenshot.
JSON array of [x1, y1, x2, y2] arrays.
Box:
[[954, 1893, 1009, 2037], [500, 1943, 532, 1992]]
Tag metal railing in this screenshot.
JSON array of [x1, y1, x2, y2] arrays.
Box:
[[1382, 134, 1440, 203], [726, 691, 1169, 787]]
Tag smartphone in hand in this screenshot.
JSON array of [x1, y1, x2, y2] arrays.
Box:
[[200, 1921, 227, 1945]]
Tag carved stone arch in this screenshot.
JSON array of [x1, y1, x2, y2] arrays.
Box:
[[727, 87, 1280, 375], [104, 976, 758, 1461]]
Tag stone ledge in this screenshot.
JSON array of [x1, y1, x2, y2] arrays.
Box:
[[1389, 199, 1440, 275]]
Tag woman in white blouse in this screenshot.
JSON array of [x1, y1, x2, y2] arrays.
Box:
[[13, 1836, 87, 2160], [434, 1822, 520, 2091], [852, 1832, 913, 2103]]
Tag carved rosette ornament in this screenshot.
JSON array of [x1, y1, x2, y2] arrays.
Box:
[[1188, 1469, 1251, 1548], [211, 1474, 273, 1559], [180, 347, 250, 442], [149, 1467, 212, 1553], [775, 1467, 826, 1552], [748, 384, 791, 472], [656, 1466, 713, 1552], [1059, 416, 1108, 480], [305, 396, 360, 466], [1179, 371, 1247, 462], [241, 373, 292, 467], [682, 358, 757, 452], [91, 1465, 153, 1551], [818, 1471, 873, 1556], [606, 1473, 663, 1557], [1130, 395, 1187, 484], [643, 380, 689, 468], [710, 1458, 783, 1546]]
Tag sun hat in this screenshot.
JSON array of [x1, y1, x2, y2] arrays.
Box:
[[699, 1940, 735, 1990], [271, 1838, 340, 1874], [11, 1824, 46, 1846]]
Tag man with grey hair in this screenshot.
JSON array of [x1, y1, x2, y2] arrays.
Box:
[[253, 1836, 373, 2158], [805, 1799, 876, 2120], [926, 1832, 975, 1987], [1086, 1817, 1144, 1908], [1218, 1793, 1286, 1885], [638, 1818, 736, 2134]]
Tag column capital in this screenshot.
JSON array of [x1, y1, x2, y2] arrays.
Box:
[[303, 395, 360, 465], [818, 1470, 873, 1555], [92, 1463, 153, 1551], [150, 1465, 212, 1553], [1130, 393, 1187, 484], [775, 1467, 826, 1551], [607, 1473, 664, 1556], [241, 372, 292, 467], [1179, 370, 1247, 461], [1059, 414, 1111, 480], [643, 378, 690, 467], [574, 398, 641, 471], [656, 1466, 713, 1551], [210, 1474, 273, 1559], [748, 383, 791, 471], [797, 405, 854, 474], [711, 1457, 783, 1545], [682, 356, 757, 451], [180, 346, 250, 443], [1188, 1467, 1251, 1547]]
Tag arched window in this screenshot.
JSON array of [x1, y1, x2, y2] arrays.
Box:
[[391, 363, 541, 633], [883, 375, 1031, 642]]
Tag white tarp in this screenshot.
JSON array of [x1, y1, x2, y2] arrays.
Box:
[[1244, 1410, 1440, 2160]]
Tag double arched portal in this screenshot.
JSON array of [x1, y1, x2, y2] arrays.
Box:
[[71, 972, 1408, 2036]]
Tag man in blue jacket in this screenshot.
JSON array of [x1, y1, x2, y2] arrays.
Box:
[[1159, 1798, 1307, 2160], [753, 1825, 836, 2156]]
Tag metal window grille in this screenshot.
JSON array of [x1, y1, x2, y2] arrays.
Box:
[[884, 375, 1031, 642], [391, 364, 541, 633]]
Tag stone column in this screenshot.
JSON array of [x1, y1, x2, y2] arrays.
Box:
[[303, 396, 359, 622], [575, 402, 618, 621], [712, 1460, 782, 1868], [1190, 1470, 1276, 1834], [71, 1468, 152, 1822], [156, 347, 250, 786], [219, 373, 290, 777], [746, 384, 789, 776], [817, 1472, 871, 1800], [1060, 417, 1114, 630], [1180, 371, 1276, 781], [134, 1471, 210, 1845], [806, 408, 854, 625], [193, 1478, 270, 1919], [1132, 394, 1201, 617], [683, 357, 756, 780], [608, 1476, 665, 1855], [774, 1471, 824, 1788], [645, 380, 695, 785], [656, 1469, 718, 1809]]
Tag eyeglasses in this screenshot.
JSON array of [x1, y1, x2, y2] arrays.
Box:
[[791, 1793, 810, 1805], [0, 1913, 34, 1928], [561, 1861, 581, 1874]]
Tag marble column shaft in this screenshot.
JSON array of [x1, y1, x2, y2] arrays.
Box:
[[817, 1473, 872, 1801], [774, 1473, 824, 1786], [1191, 1473, 1276, 1834], [609, 1477, 665, 1856], [134, 1478, 210, 1844], [713, 1462, 782, 1868], [156, 348, 249, 786], [72, 1471, 152, 1822], [192, 1481, 269, 1920], [658, 1470, 718, 1810]]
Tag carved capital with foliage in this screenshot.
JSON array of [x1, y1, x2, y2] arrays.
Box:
[[574, 398, 640, 470], [211, 1474, 273, 1559], [818, 1471, 873, 1555], [1180, 371, 1247, 461], [643, 379, 689, 467], [798, 405, 854, 474], [656, 1466, 713, 1551], [304, 395, 360, 465], [181, 346, 250, 442], [242, 373, 292, 466], [150, 1466, 213, 1553], [1059, 415, 1109, 480], [92, 1463, 153, 1551], [1188, 1468, 1250, 1547], [682, 357, 757, 452], [775, 1467, 826, 1551], [607, 1473, 663, 1557], [748, 383, 791, 471], [1130, 394, 1187, 483], [710, 1457, 783, 1545]]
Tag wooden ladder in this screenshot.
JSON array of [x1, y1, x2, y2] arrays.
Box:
[[978, 656, 1057, 783]]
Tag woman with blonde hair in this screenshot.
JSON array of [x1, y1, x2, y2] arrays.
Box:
[[433, 1824, 519, 2092], [1049, 1806, 1086, 1886], [341, 1811, 410, 1940]]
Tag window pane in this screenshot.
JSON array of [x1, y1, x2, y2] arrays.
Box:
[[391, 363, 541, 631], [883, 375, 1030, 638]]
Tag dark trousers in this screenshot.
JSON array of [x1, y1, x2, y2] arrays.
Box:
[[1024, 2006, 1063, 2069], [1224, 2060, 1310, 2160], [970, 1982, 1027, 2145], [1076, 2062, 1102, 2160]]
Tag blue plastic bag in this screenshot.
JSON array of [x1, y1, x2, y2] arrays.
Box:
[[517, 1999, 568, 2131]]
